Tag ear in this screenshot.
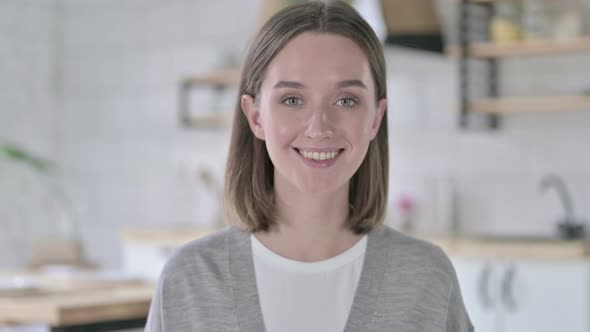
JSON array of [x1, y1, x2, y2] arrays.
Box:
[[369, 98, 387, 140], [241, 94, 265, 140]]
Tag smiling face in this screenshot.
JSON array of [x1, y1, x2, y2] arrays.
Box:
[[242, 32, 386, 195]]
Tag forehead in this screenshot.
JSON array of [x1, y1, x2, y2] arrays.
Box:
[[262, 32, 373, 89]]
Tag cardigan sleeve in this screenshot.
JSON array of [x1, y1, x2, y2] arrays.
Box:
[[445, 276, 474, 332], [144, 274, 164, 332]]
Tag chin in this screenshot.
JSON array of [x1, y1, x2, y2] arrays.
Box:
[[296, 178, 346, 195]]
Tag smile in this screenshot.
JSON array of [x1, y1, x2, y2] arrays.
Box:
[[297, 149, 341, 161], [293, 147, 345, 168]]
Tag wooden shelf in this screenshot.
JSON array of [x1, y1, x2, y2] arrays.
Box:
[[470, 95, 590, 114], [469, 37, 590, 58], [121, 227, 219, 247], [183, 67, 241, 86], [184, 111, 233, 128], [180, 67, 240, 129], [449, 0, 493, 3]]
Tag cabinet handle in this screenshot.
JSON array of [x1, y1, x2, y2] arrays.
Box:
[[501, 264, 518, 311], [478, 263, 494, 309]]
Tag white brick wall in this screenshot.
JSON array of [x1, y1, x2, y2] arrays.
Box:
[[383, 48, 590, 237], [0, 0, 60, 267], [57, 0, 252, 267]]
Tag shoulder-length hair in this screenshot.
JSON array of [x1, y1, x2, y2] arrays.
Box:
[[224, 0, 388, 235]]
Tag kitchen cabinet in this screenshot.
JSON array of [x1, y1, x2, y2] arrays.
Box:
[[121, 240, 171, 281], [120, 228, 217, 280], [452, 257, 590, 332]]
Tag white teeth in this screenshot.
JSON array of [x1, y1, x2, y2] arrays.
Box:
[[299, 149, 340, 161]]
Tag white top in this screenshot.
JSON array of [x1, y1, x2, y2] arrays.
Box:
[[251, 234, 367, 332]]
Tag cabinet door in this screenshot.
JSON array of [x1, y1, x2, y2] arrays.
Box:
[[121, 241, 172, 280], [451, 257, 499, 332], [501, 260, 589, 332]]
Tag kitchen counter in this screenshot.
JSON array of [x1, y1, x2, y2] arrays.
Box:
[[120, 226, 590, 260], [417, 233, 590, 260], [120, 227, 221, 247], [0, 270, 154, 330]]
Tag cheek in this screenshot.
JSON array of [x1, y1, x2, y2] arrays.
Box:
[[263, 114, 297, 150], [343, 112, 373, 140]]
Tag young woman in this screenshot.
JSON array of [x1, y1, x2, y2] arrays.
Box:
[[146, 2, 473, 331]]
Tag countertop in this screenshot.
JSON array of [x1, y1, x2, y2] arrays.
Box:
[[120, 227, 590, 260], [0, 270, 154, 326], [417, 233, 590, 260]]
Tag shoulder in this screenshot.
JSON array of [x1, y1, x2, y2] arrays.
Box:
[[370, 226, 473, 331], [159, 227, 236, 282], [150, 227, 246, 329], [372, 225, 456, 280]]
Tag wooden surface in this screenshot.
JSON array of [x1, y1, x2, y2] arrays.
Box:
[[469, 37, 590, 58], [183, 67, 240, 86], [181, 67, 239, 129], [420, 234, 590, 260], [470, 95, 590, 113], [381, 0, 441, 34], [121, 226, 590, 260], [120, 227, 221, 247], [184, 111, 234, 128], [0, 272, 154, 326]]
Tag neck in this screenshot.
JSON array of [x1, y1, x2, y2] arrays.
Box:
[[253, 174, 363, 262]]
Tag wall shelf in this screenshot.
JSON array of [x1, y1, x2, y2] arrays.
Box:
[[182, 68, 241, 86], [182, 111, 233, 128], [179, 67, 240, 129], [469, 38, 590, 59], [470, 95, 590, 114], [457, 0, 590, 129]]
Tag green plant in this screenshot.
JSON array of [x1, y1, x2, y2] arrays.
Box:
[[0, 141, 53, 173]]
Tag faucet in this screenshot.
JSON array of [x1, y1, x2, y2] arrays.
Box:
[[538, 174, 585, 239]]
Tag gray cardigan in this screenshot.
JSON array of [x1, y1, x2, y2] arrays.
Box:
[[145, 225, 474, 331]]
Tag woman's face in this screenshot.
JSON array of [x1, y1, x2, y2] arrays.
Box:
[[242, 32, 386, 194]]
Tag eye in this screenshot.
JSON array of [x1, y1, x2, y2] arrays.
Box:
[[282, 97, 303, 106], [336, 97, 357, 108]]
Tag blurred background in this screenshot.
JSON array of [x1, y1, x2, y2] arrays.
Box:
[[1, 0, 590, 331]]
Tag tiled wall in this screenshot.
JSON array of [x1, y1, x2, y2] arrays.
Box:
[[384, 1, 590, 237], [2, 0, 590, 268], [56, 0, 262, 267], [0, 0, 60, 267]]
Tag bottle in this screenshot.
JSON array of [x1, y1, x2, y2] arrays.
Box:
[[397, 195, 415, 234]]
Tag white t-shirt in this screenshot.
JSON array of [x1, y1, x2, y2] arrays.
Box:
[[251, 234, 367, 332]]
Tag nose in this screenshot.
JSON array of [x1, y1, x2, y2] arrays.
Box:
[[304, 108, 334, 140]]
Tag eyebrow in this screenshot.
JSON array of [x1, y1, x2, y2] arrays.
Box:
[[272, 79, 368, 90], [336, 79, 367, 89], [273, 81, 305, 89]]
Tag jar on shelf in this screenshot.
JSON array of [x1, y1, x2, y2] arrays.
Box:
[[490, 0, 523, 43], [521, 0, 556, 41], [552, 0, 584, 40]]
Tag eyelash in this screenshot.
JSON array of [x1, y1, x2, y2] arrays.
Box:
[[336, 97, 358, 108], [282, 97, 303, 106], [281, 96, 359, 108]]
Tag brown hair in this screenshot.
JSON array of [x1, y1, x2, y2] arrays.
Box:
[[224, 0, 388, 235]]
